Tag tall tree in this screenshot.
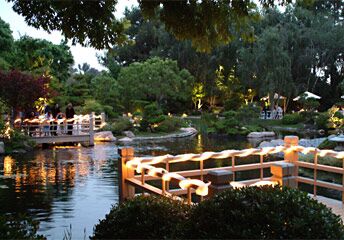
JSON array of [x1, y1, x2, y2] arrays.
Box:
[[117, 57, 194, 112]]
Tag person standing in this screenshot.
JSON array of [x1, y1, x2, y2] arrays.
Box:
[[65, 103, 75, 135], [51, 103, 61, 136]]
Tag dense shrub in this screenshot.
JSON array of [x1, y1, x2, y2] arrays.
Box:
[[140, 103, 165, 132], [318, 139, 337, 150], [156, 117, 187, 133], [282, 113, 304, 125], [236, 103, 260, 123], [91, 195, 189, 239], [181, 186, 344, 239], [0, 214, 45, 239], [102, 117, 133, 135], [315, 112, 330, 129], [224, 96, 242, 111]]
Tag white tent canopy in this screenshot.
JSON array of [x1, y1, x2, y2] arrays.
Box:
[[260, 93, 286, 101], [293, 91, 321, 101]]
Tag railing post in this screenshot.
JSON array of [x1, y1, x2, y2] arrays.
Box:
[[206, 170, 233, 198], [271, 162, 296, 188], [284, 135, 299, 187], [101, 112, 106, 127], [89, 112, 94, 146], [118, 147, 135, 202]]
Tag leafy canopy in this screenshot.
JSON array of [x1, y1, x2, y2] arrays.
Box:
[[7, 0, 290, 51]]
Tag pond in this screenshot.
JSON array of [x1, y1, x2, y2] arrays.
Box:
[[0, 132, 317, 239]]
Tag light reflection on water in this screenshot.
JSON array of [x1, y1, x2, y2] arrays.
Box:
[[0, 134, 262, 239]]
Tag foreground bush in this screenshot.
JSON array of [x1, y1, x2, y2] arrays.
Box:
[[182, 186, 344, 239], [0, 214, 45, 239], [92, 186, 344, 239], [91, 195, 189, 239]]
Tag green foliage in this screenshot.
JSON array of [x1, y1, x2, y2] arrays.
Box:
[[80, 99, 115, 117], [156, 117, 187, 133], [0, 214, 45, 239], [299, 97, 320, 111], [117, 57, 194, 112], [282, 113, 305, 125], [103, 118, 133, 135], [92, 187, 344, 239], [140, 103, 165, 132], [315, 112, 330, 129], [8, 0, 129, 49], [318, 139, 338, 150], [236, 103, 261, 124], [181, 186, 344, 239], [91, 195, 189, 239]]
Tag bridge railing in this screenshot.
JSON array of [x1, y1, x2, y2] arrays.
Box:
[[118, 136, 344, 204], [15, 112, 106, 137]]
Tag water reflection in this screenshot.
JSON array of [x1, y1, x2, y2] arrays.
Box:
[[0, 134, 265, 239]]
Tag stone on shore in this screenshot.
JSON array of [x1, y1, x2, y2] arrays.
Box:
[[123, 131, 135, 138], [0, 142, 4, 154], [94, 131, 117, 142], [247, 131, 275, 138], [119, 137, 133, 142]]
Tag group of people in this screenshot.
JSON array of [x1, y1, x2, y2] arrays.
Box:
[[42, 103, 75, 136], [262, 102, 283, 120], [25, 103, 75, 136]]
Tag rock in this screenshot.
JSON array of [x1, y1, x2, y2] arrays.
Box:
[[247, 131, 275, 138], [0, 142, 4, 154], [270, 139, 284, 146], [180, 127, 198, 135], [123, 131, 135, 138], [328, 134, 337, 139], [119, 137, 133, 142], [0, 142, 4, 153], [12, 149, 26, 154], [94, 131, 116, 142], [259, 141, 273, 148]]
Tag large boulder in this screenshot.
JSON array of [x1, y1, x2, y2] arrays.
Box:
[[0, 142, 4, 154], [247, 131, 275, 138], [94, 131, 116, 142], [123, 131, 135, 138]]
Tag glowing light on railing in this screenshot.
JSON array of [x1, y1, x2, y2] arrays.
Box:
[[179, 179, 210, 196], [250, 180, 278, 187], [230, 182, 246, 189], [231, 180, 278, 189]]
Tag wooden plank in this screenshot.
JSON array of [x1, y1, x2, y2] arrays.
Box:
[[126, 178, 173, 197], [297, 176, 344, 192], [297, 161, 343, 174]]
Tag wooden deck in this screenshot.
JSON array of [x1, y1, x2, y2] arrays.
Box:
[[31, 134, 91, 144], [311, 195, 344, 221]]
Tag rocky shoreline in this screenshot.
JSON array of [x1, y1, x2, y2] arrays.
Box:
[[94, 127, 198, 143]]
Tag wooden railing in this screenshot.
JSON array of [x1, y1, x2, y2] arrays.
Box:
[[118, 136, 344, 204], [16, 112, 105, 137]]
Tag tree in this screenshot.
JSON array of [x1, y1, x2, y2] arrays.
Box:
[[13, 36, 74, 82], [0, 17, 14, 70], [117, 57, 194, 112], [0, 70, 51, 114], [7, 0, 290, 51], [7, 0, 129, 49]]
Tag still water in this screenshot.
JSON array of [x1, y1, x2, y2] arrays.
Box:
[[0, 134, 266, 239]]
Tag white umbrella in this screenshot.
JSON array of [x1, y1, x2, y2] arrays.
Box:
[[293, 91, 321, 101]]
